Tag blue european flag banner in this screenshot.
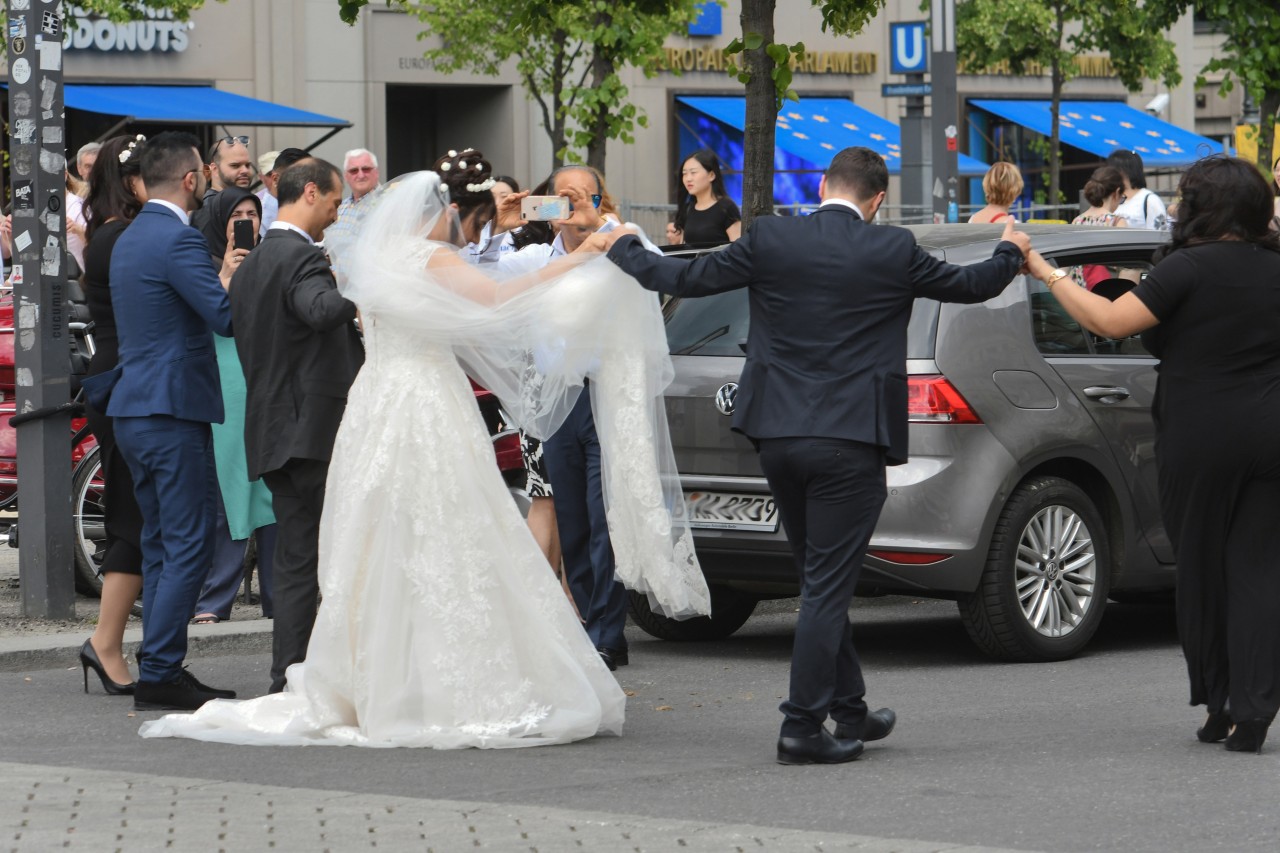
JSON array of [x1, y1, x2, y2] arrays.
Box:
[[689, 1, 721, 36]]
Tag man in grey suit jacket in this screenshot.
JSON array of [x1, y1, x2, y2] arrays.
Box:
[[603, 147, 1031, 764], [228, 158, 364, 693]]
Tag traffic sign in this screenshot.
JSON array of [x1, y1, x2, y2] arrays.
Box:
[[889, 21, 928, 74], [883, 83, 932, 98]]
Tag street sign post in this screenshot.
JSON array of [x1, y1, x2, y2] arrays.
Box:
[[930, 0, 960, 223], [6, 0, 75, 619], [890, 21, 931, 218]]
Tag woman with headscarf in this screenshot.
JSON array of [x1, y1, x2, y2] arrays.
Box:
[[193, 187, 277, 624]]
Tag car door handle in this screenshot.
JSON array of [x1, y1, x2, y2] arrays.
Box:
[[1083, 385, 1130, 402]]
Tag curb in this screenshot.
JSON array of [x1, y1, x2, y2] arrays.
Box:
[[0, 619, 273, 673]]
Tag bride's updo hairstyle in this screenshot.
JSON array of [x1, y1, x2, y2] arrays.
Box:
[[433, 148, 498, 236]]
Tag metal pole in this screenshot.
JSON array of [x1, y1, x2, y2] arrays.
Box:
[[7, 1, 75, 618], [930, 0, 959, 223], [900, 75, 930, 220]]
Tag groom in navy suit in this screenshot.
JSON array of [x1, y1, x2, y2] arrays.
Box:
[[86, 132, 241, 711], [603, 147, 1029, 764]]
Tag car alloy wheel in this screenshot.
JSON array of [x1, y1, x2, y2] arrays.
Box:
[[958, 475, 1111, 662], [1015, 504, 1097, 638]]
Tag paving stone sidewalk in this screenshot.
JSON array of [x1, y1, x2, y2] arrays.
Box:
[[3, 761, 1040, 853]]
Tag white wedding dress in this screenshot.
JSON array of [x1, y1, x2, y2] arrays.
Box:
[[139, 172, 707, 749]]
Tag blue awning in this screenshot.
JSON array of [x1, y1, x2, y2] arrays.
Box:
[[677, 96, 991, 176], [62, 84, 349, 128], [969, 99, 1222, 168]]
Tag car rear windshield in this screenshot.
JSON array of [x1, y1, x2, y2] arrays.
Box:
[[663, 289, 941, 359]]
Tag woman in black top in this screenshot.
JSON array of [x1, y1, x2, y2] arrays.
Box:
[[671, 149, 741, 245], [78, 134, 148, 695], [1025, 156, 1280, 754]]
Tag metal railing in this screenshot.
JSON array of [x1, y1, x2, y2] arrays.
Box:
[[616, 200, 1085, 237]]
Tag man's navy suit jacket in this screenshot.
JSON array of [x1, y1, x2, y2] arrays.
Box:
[[608, 205, 1023, 465], [90, 202, 233, 423]]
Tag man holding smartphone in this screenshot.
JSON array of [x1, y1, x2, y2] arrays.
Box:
[[491, 167, 662, 671]]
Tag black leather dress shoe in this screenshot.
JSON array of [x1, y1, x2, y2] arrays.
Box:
[[181, 667, 236, 699], [834, 708, 897, 743], [598, 647, 629, 670], [133, 671, 225, 711], [776, 730, 864, 765]]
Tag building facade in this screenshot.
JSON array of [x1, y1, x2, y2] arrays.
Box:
[[3, 1, 1241, 208]]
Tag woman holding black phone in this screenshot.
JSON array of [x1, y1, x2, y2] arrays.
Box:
[[193, 188, 277, 624]]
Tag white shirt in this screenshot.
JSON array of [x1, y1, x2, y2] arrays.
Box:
[[819, 198, 864, 220], [1114, 187, 1168, 230], [269, 220, 315, 245], [495, 218, 661, 276], [149, 199, 190, 226], [257, 188, 279, 234], [65, 193, 88, 273]]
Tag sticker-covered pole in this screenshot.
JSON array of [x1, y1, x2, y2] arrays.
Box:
[[7, 0, 75, 618]]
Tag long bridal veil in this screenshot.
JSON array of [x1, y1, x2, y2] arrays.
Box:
[[328, 172, 710, 620]]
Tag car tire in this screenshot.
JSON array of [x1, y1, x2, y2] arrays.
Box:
[[72, 445, 106, 597], [958, 475, 1111, 662], [628, 584, 758, 641]]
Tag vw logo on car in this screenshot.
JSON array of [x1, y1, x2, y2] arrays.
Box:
[[714, 382, 737, 416]]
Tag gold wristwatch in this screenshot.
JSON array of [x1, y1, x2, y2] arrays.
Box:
[[1045, 268, 1070, 290]]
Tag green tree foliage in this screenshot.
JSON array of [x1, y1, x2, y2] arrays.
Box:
[[954, 0, 1181, 211], [337, 0, 697, 173], [726, 0, 885, 227], [1173, 0, 1280, 174], [70, 0, 213, 19]]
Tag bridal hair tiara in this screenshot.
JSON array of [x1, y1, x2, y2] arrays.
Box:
[[117, 134, 146, 164]]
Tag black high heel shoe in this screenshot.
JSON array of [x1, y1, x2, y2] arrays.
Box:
[[79, 639, 135, 696], [1197, 710, 1232, 743], [1224, 719, 1271, 755]]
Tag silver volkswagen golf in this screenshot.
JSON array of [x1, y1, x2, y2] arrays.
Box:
[[631, 224, 1172, 662]]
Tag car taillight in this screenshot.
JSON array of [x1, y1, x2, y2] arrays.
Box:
[[492, 432, 523, 473], [907, 375, 982, 424], [0, 365, 12, 392], [868, 550, 952, 565], [0, 460, 14, 477]]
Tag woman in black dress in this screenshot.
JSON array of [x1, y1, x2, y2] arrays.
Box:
[[670, 149, 741, 246], [78, 135, 148, 694], [1024, 155, 1280, 754]]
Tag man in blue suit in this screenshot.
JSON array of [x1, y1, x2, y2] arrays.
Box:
[[602, 147, 1030, 764], [88, 131, 241, 711]]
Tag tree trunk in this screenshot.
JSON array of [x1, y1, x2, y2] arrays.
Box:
[[1257, 89, 1280, 178], [585, 14, 613, 174], [739, 0, 777, 230]]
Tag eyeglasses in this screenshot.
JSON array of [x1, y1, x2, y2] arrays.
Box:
[[568, 194, 603, 211], [346, 166, 376, 175]]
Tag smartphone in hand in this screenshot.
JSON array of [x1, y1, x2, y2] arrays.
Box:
[[520, 196, 570, 222], [233, 218, 257, 251]]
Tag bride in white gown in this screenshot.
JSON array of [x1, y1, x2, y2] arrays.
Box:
[[139, 170, 709, 748]]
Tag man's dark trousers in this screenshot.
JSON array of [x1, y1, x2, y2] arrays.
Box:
[[115, 415, 219, 685], [262, 457, 330, 693], [759, 437, 887, 738], [544, 390, 628, 652]]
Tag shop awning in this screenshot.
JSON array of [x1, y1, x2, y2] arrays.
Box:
[[62, 84, 350, 128], [969, 99, 1222, 168], [677, 96, 991, 176]]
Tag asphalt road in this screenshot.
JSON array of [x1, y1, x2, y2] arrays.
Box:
[[4, 595, 1278, 852]]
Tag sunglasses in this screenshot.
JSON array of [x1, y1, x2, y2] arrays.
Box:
[[209, 135, 251, 158], [568, 194, 603, 212], [346, 166, 376, 175]]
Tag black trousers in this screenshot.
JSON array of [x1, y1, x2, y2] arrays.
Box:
[[759, 438, 887, 738], [262, 457, 330, 693]]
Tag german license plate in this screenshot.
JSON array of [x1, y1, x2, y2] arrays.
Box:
[[685, 491, 779, 532]]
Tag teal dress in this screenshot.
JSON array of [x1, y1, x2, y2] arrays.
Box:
[[212, 334, 275, 538]]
